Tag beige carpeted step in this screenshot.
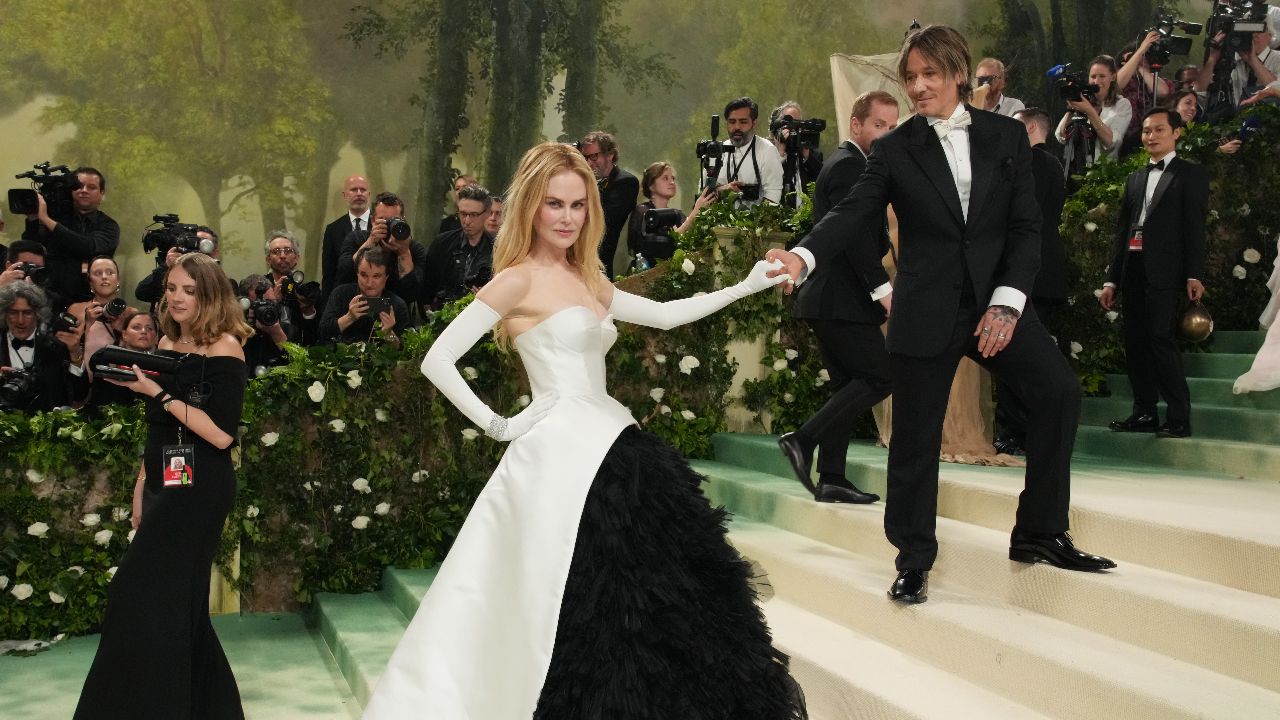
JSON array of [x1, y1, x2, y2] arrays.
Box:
[[729, 520, 1280, 720]]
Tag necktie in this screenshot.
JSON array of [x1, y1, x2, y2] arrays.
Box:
[[1147, 159, 1166, 171], [12, 337, 34, 350], [353, 217, 362, 235], [932, 111, 973, 138]]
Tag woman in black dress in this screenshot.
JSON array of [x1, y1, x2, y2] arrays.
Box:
[[75, 253, 253, 720]]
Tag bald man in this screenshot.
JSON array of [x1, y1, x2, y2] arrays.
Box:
[[322, 175, 371, 306]]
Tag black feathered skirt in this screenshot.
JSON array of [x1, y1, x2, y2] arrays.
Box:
[[533, 426, 807, 720]]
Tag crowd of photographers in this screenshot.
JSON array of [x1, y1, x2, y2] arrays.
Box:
[[1, 0, 1276, 421]]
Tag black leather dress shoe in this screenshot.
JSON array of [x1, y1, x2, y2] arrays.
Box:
[[1009, 529, 1117, 571], [1155, 422, 1191, 439], [1109, 413, 1159, 433], [815, 482, 879, 504], [888, 569, 928, 604], [777, 432, 817, 497], [993, 437, 1025, 456]]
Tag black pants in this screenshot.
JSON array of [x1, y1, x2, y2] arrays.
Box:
[[885, 303, 1080, 571], [994, 299, 1062, 443], [1120, 252, 1190, 425], [798, 318, 892, 477]]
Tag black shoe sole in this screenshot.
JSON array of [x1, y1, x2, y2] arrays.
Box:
[[888, 590, 927, 604], [816, 494, 879, 505]]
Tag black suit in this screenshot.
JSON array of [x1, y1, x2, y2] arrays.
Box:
[[1106, 155, 1208, 427], [1, 332, 87, 412], [791, 140, 892, 478], [598, 166, 639, 277], [321, 214, 364, 308], [799, 108, 1081, 571]]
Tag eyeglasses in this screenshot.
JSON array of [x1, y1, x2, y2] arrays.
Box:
[[582, 152, 603, 162], [458, 211, 489, 221], [268, 248, 297, 256]]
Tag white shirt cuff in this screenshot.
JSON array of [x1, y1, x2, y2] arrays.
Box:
[[791, 247, 817, 285], [988, 286, 1027, 314], [1103, 282, 1117, 289], [68, 364, 84, 377], [870, 283, 893, 301]]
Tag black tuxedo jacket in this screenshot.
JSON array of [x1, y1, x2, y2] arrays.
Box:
[[1, 333, 87, 411], [321, 215, 356, 302], [1029, 144, 1068, 302], [600, 167, 640, 248], [1107, 156, 1208, 291], [793, 140, 889, 324], [799, 108, 1041, 358]]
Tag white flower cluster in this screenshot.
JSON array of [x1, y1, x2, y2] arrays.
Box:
[[678, 355, 700, 375], [352, 478, 372, 494]]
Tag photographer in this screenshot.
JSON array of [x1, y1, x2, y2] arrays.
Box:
[[485, 195, 504, 237], [769, 101, 824, 208], [438, 174, 478, 236], [714, 97, 784, 206], [20, 166, 120, 311], [423, 183, 495, 311], [628, 162, 715, 266], [336, 191, 428, 315], [0, 282, 87, 413], [135, 225, 221, 305], [0, 240, 47, 288], [1054, 55, 1133, 164], [1118, 32, 1178, 156], [237, 274, 292, 373], [1195, 24, 1280, 107], [974, 57, 1026, 116], [321, 245, 417, 346], [264, 230, 319, 345], [578, 131, 639, 277]]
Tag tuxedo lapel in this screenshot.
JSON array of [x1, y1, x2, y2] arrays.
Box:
[[964, 108, 1000, 224], [1146, 157, 1179, 219], [904, 115, 965, 227]]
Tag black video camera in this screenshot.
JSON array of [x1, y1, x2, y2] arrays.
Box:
[[695, 115, 733, 189], [142, 214, 214, 260], [1207, 0, 1270, 54], [769, 116, 827, 152], [8, 162, 81, 219], [1146, 9, 1203, 69], [1047, 63, 1101, 102]]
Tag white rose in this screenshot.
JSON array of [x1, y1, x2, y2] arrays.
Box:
[[127, 529, 136, 543], [1233, 265, 1247, 280], [245, 505, 260, 518], [1244, 248, 1262, 264], [410, 470, 429, 484], [818, 369, 830, 382], [332, 504, 343, 514], [1210, 209, 1219, 219], [681, 258, 696, 275], [517, 395, 531, 408], [1093, 288, 1104, 298], [462, 366, 479, 380], [307, 381, 326, 403], [1106, 311, 1119, 322], [302, 481, 313, 492], [784, 348, 798, 360], [678, 355, 701, 375], [107, 567, 117, 579], [0, 576, 7, 590], [461, 428, 480, 441], [650, 387, 666, 402], [352, 478, 372, 494], [261, 432, 279, 447], [660, 405, 672, 415], [49, 592, 65, 604], [346, 369, 363, 389], [772, 358, 788, 371], [67, 566, 85, 577], [94, 529, 113, 546], [112, 507, 130, 522], [80, 513, 101, 528], [653, 354, 666, 364], [783, 392, 795, 403], [1084, 221, 1098, 233], [329, 418, 347, 433], [1239, 203, 1251, 217], [1070, 341, 1083, 359], [375, 502, 391, 516], [26, 469, 44, 484], [375, 409, 390, 422], [351, 515, 371, 530], [27, 522, 49, 538], [680, 410, 696, 421], [11, 584, 33, 601]]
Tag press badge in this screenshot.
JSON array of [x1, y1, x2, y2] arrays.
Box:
[[1128, 228, 1144, 251], [162, 445, 195, 487]]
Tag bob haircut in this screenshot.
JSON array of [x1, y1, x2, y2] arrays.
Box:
[[898, 25, 973, 103], [157, 253, 253, 347]]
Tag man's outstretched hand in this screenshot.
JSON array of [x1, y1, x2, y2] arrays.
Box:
[[764, 248, 805, 295]]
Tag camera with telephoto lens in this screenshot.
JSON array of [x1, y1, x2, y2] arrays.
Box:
[[1047, 63, 1101, 102], [50, 311, 79, 334], [277, 270, 322, 305], [1207, 0, 1270, 54], [769, 116, 827, 153], [246, 282, 281, 327], [16, 262, 49, 286], [142, 214, 214, 260], [1144, 9, 1203, 69], [102, 297, 128, 322], [8, 162, 81, 219], [0, 368, 38, 410], [385, 217, 411, 241]]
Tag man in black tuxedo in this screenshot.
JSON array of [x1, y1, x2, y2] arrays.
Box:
[[321, 175, 371, 307], [994, 107, 1070, 455], [1100, 108, 1208, 439], [578, 131, 639, 277], [0, 282, 86, 412], [778, 90, 900, 505], [769, 25, 1114, 603]]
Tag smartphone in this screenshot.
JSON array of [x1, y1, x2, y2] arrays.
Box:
[[362, 295, 392, 318]]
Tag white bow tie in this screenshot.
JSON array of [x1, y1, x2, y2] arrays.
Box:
[[932, 111, 972, 138]]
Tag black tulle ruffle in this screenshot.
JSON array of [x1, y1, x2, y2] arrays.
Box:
[[533, 426, 807, 720]]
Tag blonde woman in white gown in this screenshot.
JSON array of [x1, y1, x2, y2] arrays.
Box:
[[1235, 238, 1280, 394]]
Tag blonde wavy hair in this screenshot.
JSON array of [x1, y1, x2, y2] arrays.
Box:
[[158, 253, 253, 347]]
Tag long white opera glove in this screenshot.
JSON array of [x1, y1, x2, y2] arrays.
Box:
[[609, 259, 791, 330], [420, 299, 556, 441]]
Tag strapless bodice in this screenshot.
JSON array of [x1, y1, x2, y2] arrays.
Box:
[[514, 306, 617, 399]]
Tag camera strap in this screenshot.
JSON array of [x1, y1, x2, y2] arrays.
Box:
[[729, 138, 761, 185]]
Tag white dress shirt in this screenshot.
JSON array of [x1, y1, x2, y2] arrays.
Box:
[[349, 210, 371, 234], [992, 95, 1026, 118], [715, 135, 784, 205], [6, 332, 36, 369]]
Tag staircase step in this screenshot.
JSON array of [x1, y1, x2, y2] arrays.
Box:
[[1105, 373, 1280, 411], [704, 464, 1280, 692], [1080, 396, 1280, 444], [1073, 424, 1280, 479], [379, 566, 437, 623], [762, 597, 1051, 720], [313, 591, 407, 708], [727, 519, 1280, 720], [1182, 352, 1254, 378], [1206, 330, 1266, 354]]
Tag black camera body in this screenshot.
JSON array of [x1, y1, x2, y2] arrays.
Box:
[[386, 217, 411, 241], [249, 300, 280, 327], [1057, 71, 1101, 102], [1145, 9, 1203, 69], [17, 262, 49, 285], [277, 270, 321, 305], [142, 214, 213, 259], [102, 297, 128, 322], [695, 115, 733, 189], [8, 162, 81, 219], [770, 116, 827, 152], [1208, 0, 1269, 54], [0, 368, 38, 410], [88, 345, 181, 382], [50, 311, 80, 335]]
